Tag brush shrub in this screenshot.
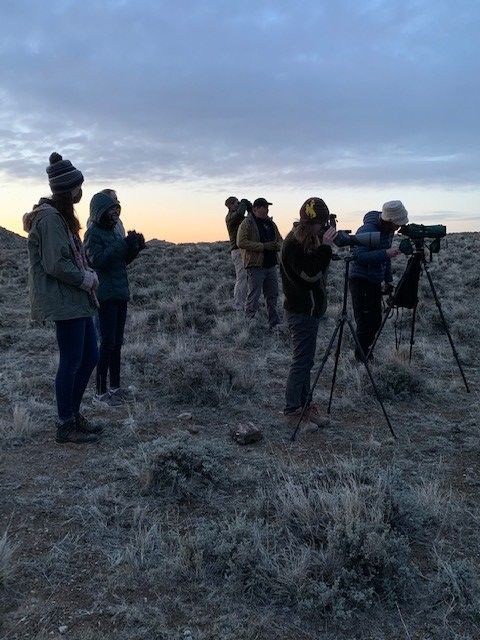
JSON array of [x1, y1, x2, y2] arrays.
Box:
[[138, 432, 231, 501], [372, 359, 425, 400]]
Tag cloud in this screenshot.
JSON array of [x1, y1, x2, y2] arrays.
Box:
[[0, 0, 479, 188]]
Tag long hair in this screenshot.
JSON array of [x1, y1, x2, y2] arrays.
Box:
[[292, 221, 322, 253], [50, 192, 81, 235]]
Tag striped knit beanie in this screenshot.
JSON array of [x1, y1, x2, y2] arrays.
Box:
[[46, 152, 84, 194]]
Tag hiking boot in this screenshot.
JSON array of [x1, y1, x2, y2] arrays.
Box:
[[305, 404, 330, 428], [55, 418, 100, 444], [93, 392, 124, 407], [75, 413, 103, 434], [284, 407, 309, 428]]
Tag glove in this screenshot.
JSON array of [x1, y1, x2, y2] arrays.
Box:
[[136, 232, 146, 251], [264, 241, 280, 251], [80, 269, 98, 292], [125, 230, 142, 251]]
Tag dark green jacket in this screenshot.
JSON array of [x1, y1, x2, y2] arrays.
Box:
[[225, 200, 248, 250], [280, 229, 332, 317], [24, 203, 96, 322], [84, 224, 130, 303]]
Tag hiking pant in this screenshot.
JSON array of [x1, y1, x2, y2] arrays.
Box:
[[349, 277, 382, 359], [96, 300, 128, 394], [285, 312, 320, 413], [55, 317, 99, 422], [245, 266, 281, 328], [231, 248, 248, 311]]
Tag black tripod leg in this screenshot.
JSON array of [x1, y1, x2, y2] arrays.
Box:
[[367, 301, 393, 360], [423, 262, 470, 392], [290, 319, 343, 442], [346, 317, 397, 439], [327, 320, 345, 414], [409, 304, 418, 363]]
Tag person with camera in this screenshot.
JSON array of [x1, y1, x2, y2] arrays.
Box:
[[224, 196, 251, 310], [84, 191, 145, 406], [280, 197, 337, 426], [23, 152, 101, 444], [349, 200, 408, 360], [236, 197, 283, 329]]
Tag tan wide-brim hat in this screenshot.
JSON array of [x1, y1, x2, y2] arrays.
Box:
[[381, 200, 409, 225]]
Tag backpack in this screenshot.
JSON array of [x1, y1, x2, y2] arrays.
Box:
[[392, 255, 421, 309]]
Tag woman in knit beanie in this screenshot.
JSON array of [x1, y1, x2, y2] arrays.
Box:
[[23, 152, 102, 445]]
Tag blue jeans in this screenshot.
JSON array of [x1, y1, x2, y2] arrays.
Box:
[[285, 312, 320, 413], [96, 300, 128, 394], [55, 317, 99, 422]]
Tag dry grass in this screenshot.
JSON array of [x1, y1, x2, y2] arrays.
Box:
[[1, 227, 479, 640]]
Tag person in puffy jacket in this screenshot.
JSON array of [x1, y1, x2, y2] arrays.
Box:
[[280, 197, 337, 427], [23, 153, 101, 445], [349, 200, 408, 360], [84, 191, 145, 405]]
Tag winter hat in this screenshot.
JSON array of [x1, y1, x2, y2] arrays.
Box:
[[89, 191, 118, 224], [225, 196, 238, 207], [381, 200, 408, 226], [46, 152, 84, 194], [299, 197, 330, 224]]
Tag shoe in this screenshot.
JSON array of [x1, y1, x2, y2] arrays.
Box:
[[75, 413, 103, 434], [284, 406, 309, 428], [93, 392, 124, 407], [305, 404, 330, 428], [55, 418, 100, 444], [109, 387, 132, 401]]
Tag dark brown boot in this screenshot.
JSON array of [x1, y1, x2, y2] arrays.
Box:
[[55, 418, 100, 444], [75, 413, 103, 434]]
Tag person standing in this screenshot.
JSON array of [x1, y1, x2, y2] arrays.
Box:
[[349, 200, 408, 360], [224, 196, 250, 310], [23, 153, 101, 444], [84, 191, 145, 405], [236, 197, 283, 329], [280, 197, 337, 426]]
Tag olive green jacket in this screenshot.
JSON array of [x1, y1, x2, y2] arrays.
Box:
[[225, 200, 248, 250], [236, 213, 283, 268], [24, 203, 96, 322]]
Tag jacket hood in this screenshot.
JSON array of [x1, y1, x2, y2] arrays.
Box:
[[89, 192, 117, 224], [363, 210, 381, 225], [356, 210, 381, 233], [22, 200, 57, 232]]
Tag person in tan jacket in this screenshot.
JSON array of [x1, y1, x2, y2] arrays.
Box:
[[236, 197, 283, 329]]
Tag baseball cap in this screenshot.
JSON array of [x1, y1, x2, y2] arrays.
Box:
[[253, 197, 272, 207]]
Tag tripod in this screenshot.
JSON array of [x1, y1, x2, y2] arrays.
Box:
[[367, 247, 470, 393], [290, 256, 396, 442]]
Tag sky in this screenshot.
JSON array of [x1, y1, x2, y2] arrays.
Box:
[[0, 0, 479, 242]]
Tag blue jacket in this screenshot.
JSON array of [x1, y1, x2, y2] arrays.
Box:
[[349, 211, 393, 284]]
